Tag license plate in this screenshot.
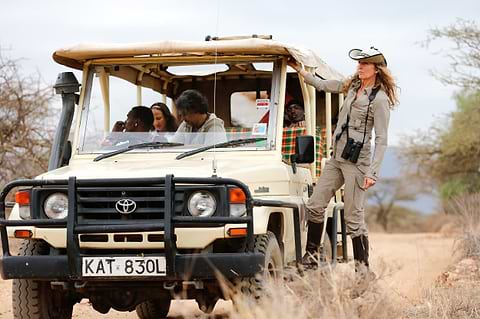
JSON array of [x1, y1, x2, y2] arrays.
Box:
[[82, 256, 166, 277]]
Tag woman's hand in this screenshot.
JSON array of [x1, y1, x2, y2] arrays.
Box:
[[287, 59, 302, 73], [362, 177, 376, 190]]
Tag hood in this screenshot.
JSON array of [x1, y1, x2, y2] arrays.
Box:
[[38, 154, 290, 190]]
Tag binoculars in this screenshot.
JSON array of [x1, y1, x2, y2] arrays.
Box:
[[341, 137, 363, 163]]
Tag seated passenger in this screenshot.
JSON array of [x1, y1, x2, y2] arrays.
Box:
[[112, 106, 154, 133], [284, 100, 306, 128], [104, 106, 154, 146], [172, 89, 227, 145], [150, 102, 178, 132]]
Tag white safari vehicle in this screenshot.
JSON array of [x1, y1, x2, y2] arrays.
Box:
[[0, 35, 347, 318]]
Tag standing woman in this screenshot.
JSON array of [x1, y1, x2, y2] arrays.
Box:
[[289, 47, 398, 272], [151, 102, 178, 132]]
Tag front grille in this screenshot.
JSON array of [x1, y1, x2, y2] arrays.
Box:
[[76, 186, 184, 222], [79, 234, 109, 242], [113, 234, 143, 242]]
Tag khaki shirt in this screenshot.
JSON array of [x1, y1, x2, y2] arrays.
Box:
[[303, 73, 391, 181]]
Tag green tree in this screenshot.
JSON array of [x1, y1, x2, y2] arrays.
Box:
[[436, 91, 480, 198], [402, 19, 480, 202]]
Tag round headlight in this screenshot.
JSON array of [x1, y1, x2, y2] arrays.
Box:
[[44, 193, 68, 219], [188, 191, 216, 217]]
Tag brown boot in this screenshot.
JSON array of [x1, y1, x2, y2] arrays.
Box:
[[301, 221, 323, 268]]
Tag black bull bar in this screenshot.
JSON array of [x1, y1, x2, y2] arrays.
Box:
[[0, 175, 303, 280]]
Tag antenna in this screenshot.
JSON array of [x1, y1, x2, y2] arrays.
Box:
[[211, 0, 220, 178]]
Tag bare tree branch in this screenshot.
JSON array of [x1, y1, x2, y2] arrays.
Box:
[[0, 51, 56, 186], [424, 19, 480, 89], [368, 177, 418, 231]]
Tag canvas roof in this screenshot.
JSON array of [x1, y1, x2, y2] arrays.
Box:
[[53, 38, 344, 80]]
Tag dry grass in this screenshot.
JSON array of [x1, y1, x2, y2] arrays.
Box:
[[405, 284, 480, 319], [224, 263, 400, 319], [404, 193, 480, 319], [223, 192, 480, 319], [421, 213, 458, 234], [449, 193, 480, 259]]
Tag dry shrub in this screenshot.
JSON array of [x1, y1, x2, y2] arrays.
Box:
[[449, 193, 480, 259], [0, 53, 55, 187], [403, 193, 480, 318], [405, 284, 480, 319], [227, 263, 399, 319], [421, 213, 457, 234]]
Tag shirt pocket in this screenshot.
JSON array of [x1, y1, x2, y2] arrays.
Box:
[[353, 101, 374, 125], [348, 127, 365, 143], [350, 118, 364, 132]]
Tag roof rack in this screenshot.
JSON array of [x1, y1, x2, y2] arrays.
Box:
[[205, 34, 273, 41]]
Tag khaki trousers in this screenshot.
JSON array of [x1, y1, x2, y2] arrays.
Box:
[[306, 159, 368, 238]]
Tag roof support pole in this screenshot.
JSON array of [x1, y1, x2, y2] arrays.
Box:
[[325, 92, 332, 159], [299, 66, 316, 178], [136, 71, 145, 105], [270, 58, 286, 151], [98, 68, 110, 133], [309, 82, 317, 177], [162, 80, 169, 104]]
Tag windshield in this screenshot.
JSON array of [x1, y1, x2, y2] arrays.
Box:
[[77, 61, 277, 155]]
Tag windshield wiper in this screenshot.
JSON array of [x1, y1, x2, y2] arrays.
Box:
[[176, 137, 267, 160], [94, 141, 184, 162]]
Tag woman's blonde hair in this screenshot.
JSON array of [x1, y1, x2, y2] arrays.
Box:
[[342, 64, 399, 107]]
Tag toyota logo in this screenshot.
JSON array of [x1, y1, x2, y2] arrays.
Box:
[[115, 198, 137, 214]]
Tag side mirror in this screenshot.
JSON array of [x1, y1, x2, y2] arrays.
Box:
[[294, 135, 314, 164]]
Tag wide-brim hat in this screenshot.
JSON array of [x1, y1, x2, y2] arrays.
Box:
[[348, 47, 387, 66]]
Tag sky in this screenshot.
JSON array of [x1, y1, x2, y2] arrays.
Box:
[[0, 0, 479, 145]]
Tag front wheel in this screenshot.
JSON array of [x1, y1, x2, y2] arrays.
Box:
[[12, 240, 74, 319], [235, 231, 283, 298]]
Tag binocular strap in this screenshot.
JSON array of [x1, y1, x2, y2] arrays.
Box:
[[345, 86, 381, 146]]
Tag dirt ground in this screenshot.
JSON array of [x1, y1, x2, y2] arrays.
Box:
[[0, 233, 455, 318]]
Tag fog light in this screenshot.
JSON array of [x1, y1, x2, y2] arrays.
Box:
[[229, 204, 246, 217], [19, 206, 31, 220]]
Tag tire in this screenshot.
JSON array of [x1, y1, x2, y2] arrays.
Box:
[[135, 298, 171, 319], [236, 231, 283, 298], [12, 240, 74, 319]]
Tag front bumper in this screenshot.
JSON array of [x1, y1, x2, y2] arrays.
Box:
[[0, 252, 264, 280]]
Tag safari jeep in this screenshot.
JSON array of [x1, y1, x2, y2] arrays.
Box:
[[0, 35, 347, 318]]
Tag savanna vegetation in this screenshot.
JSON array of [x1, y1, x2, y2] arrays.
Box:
[[368, 19, 480, 231], [0, 52, 55, 188], [401, 19, 480, 203]]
